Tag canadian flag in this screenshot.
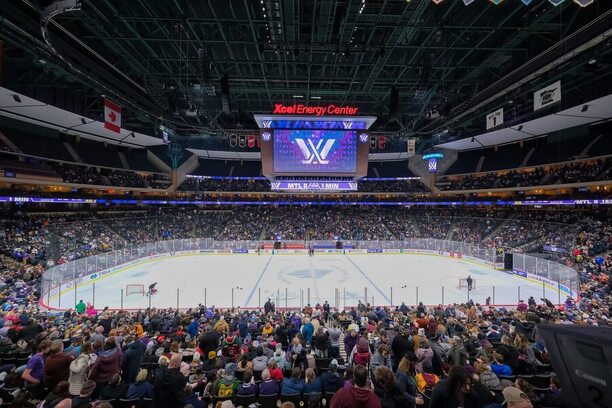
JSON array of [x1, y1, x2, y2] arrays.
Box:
[[103, 98, 121, 133]]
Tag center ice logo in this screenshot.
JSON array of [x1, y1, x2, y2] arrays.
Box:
[[295, 138, 336, 165]]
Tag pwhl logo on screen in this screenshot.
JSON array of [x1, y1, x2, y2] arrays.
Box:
[[295, 138, 336, 164]]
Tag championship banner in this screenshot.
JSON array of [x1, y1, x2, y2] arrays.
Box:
[[407, 139, 416, 157], [534, 81, 561, 111]]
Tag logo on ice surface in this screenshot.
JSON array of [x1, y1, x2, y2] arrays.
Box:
[[295, 138, 336, 165]]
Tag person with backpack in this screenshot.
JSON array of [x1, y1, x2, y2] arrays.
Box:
[[68, 342, 94, 396], [352, 337, 372, 367], [395, 356, 424, 407], [415, 360, 440, 395]]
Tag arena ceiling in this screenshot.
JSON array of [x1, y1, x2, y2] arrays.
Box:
[[1, 0, 611, 145]]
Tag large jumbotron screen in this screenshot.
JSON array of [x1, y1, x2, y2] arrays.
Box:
[[273, 129, 358, 173], [254, 113, 376, 179]]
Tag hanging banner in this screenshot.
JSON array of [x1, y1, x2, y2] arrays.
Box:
[[486, 107, 504, 130], [534, 81, 561, 111]]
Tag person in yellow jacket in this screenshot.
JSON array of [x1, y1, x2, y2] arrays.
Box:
[[214, 316, 229, 334], [262, 321, 274, 336], [134, 323, 144, 338], [415, 361, 440, 394]]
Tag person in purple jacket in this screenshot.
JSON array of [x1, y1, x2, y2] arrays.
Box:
[[258, 369, 279, 395]]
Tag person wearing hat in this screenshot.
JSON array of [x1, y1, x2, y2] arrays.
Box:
[[501, 386, 534, 408], [321, 359, 344, 394], [198, 324, 218, 357], [214, 362, 239, 398], [203, 350, 221, 372]]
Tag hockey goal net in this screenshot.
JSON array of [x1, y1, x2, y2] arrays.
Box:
[[125, 284, 145, 296], [458, 279, 476, 290]]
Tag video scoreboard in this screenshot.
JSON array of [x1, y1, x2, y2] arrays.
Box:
[[254, 108, 376, 191]]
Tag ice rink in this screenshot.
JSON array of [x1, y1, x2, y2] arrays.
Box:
[[45, 253, 563, 310]]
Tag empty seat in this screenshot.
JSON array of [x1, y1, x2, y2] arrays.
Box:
[[235, 394, 257, 407], [281, 393, 302, 406], [258, 394, 278, 408], [117, 398, 140, 408]]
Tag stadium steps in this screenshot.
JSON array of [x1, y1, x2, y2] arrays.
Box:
[[63, 142, 83, 163], [118, 152, 130, 170], [595, 164, 611, 181], [539, 172, 553, 185], [96, 217, 130, 244], [519, 148, 535, 168], [339, 332, 346, 359], [581, 134, 602, 157], [475, 155, 485, 173], [482, 218, 510, 242], [146, 150, 171, 173], [0, 131, 22, 153], [445, 219, 457, 240]]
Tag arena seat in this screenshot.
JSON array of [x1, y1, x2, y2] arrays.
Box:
[[235, 394, 257, 407], [257, 394, 279, 408], [281, 393, 302, 406]]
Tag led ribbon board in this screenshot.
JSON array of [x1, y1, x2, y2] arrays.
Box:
[[270, 181, 358, 191]]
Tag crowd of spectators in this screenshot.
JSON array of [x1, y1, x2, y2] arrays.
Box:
[[179, 179, 271, 193], [438, 158, 611, 191], [357, 180, 430, 194], [52, 164, 171, 190], [54, 166, 106, 186], [0, 205, 609, 406], [546, 159, 610, 185], [105, 172, 147, 188], [0, 284, 606, 407]]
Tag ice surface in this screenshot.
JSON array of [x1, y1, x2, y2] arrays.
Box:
[[47, 253, 560, 310]]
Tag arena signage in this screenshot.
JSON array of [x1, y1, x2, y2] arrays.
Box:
[[272, 103, 358, 116], [270, 181, 358, 191]]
